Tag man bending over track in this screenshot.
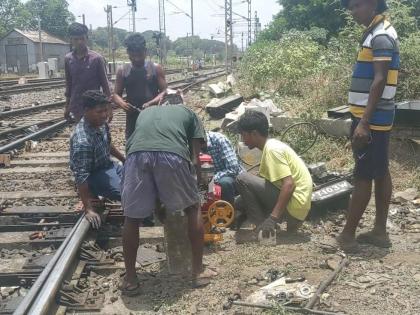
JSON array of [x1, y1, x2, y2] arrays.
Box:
[[70, 90, 125, 228], [120, 92, 217, 296]]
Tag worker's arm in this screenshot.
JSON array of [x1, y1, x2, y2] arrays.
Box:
[[110, 143, 126, 163], [112, 68, 131, 112], [77, 182, 101, 229], [271, 176, 295, 220], [64, 57, 72, 121], [353, 34, 394, 147], [71, 142, 101, 229], [143, 65, 168, 108], [353, 61, 390, 147], [191, 138, 203, 184]]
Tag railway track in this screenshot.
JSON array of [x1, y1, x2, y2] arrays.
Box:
[[0, 69, 226, 314]]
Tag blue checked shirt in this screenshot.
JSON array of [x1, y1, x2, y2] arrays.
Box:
[[70, 118, 113, 185], [206, 131, 244, 183]]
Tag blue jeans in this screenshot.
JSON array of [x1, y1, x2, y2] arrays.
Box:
[[87, 162, 123, 201], [217, 175, 236, 205]]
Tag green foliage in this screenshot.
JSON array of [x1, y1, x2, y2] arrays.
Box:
[[239, 32, 323, 97], [398, 32, 420, 100], [0, 0, 30, 38], [25, 0, 75, 39], [387, 0, 418, 38]]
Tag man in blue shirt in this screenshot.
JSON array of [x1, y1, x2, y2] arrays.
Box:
[[203, 131, 244, 205], [70, 90, 125, 228]]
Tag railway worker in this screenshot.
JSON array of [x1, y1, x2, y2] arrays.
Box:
[[202, 131, 244, 205], [337, 0, 399, 252], [120, 91, 217, 295], [234, 110, 313, 236], [70, 90, 126, 229], [64, 23, 111, 122], [112, 33, 167, 140]]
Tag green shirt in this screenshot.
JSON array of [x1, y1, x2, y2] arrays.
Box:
[[126, 104, 205, 161]]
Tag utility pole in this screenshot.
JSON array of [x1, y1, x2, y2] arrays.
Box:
[[254, 10, 261, 42], [128, 0, 137, 32], [224, 0, 233, 73], [82, 14, 86, 25], [105, 5, 115, 72], [241, 32, 244, 52], [159, 0, 166, 65], [247, 0, 251, 48], [38, 16, 43, 62], [191, 0, 194, 37]]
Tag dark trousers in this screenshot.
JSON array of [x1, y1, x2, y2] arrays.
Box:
[[217, 175, 236, 205], [87, 162, 123, 201]]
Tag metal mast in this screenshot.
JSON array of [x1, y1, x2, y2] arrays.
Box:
[[247, 0, 251, 48], [128, 0, 137, 32], [158, 0, 167, 64], [225, 0, 233, 73]]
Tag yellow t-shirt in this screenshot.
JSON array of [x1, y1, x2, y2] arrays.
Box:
[[259, 139, 313, 221]]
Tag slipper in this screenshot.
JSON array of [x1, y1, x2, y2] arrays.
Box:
[[119, 276, 141, 297], [121, 282, 141, 297], [357, 231, 392, 248], [336, 234, 360, 254], [192, 268, 218, 288]]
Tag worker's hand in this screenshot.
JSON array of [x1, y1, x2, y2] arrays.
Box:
[[257, 216, 279, 238], [352, 119, 371, 151], [85, 209, 101, 229]]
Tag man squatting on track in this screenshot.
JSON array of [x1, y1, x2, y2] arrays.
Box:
[[69, 91, 125, 228]]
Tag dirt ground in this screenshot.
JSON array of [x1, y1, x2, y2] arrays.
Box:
[[92, 91, 420, 315]]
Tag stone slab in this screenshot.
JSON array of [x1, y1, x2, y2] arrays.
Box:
[[11, 159, 69, 167]]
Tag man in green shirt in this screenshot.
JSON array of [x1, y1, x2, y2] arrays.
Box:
[[235, 110, 313, 236], [120, 93, 217, 295]]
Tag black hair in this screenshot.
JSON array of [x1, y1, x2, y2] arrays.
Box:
[[161, 93, 184, 105], [68, 22, 89, 36], [124, 33, 147, 52], [341, 0, 388, 13], [82, 90, 109, 109], [238, 110, 269, 137]]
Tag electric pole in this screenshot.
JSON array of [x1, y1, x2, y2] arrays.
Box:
[[224, 0, 233, 73], [105, 5, 115, 72], [247, 0, 251, 48], [159, 0, 166, 65], [241, 32, 244, 52], [254, 10, 261, 42], [191, 0, 194, 37], [38, 16, 43, 62], [82, 14, 86, 25], [128, 0, 137, 32]]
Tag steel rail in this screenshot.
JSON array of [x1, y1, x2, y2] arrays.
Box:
[[0, 120, 68, 153], [0, 101, 65, 119], [13, 214, 86, 315], [0, 117, 62, 138]]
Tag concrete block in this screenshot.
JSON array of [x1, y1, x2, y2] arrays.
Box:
[[208, 83, 224, 97], [206, 94, 244, 119], [163, 212, 192, 275]]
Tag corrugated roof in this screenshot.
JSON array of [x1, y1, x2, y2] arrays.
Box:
[[12, 29, 69, 45]]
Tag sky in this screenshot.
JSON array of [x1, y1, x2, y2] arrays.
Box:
[[68, 0, 281, 47]]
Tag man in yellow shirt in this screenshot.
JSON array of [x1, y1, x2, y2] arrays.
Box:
[[235, 110, 313, 235]]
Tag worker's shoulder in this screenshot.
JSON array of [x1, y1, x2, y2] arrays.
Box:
[[70, 122, 92, 145]]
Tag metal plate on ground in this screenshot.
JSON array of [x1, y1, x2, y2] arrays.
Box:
[[136, 245, 166, 267], [312, 180, 353, 203]]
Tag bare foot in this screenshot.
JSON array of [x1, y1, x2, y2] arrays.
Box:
[[336, 233, 359, 253], [192, 268, 218, 288], [357, 230, 391, 248], [119, 276, 141, 297]]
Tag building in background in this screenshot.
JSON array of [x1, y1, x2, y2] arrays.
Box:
[[0, 29, 70, 74]]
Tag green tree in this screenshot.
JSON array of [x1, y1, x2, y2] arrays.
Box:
[[0, 0, 30, 38], [25, 0, 75, 39]]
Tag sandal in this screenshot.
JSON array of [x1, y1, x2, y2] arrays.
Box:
[[119, 277, 141, 297], [192, 268, 218, 288], [357, 231, 392, 248]]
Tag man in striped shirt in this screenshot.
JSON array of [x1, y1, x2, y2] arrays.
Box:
[[338, 0, 399, 252]]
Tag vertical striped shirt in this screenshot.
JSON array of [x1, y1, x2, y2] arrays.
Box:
[[349, 15, 400, 131]]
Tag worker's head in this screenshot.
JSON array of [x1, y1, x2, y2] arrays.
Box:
[[160, 89, 184, 106], [341, 0, 387, 26], [124, 33, 147, 67], [82, 90, 110, 127], [237, 110, 269, 150], [68, 23, 89, 52]]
